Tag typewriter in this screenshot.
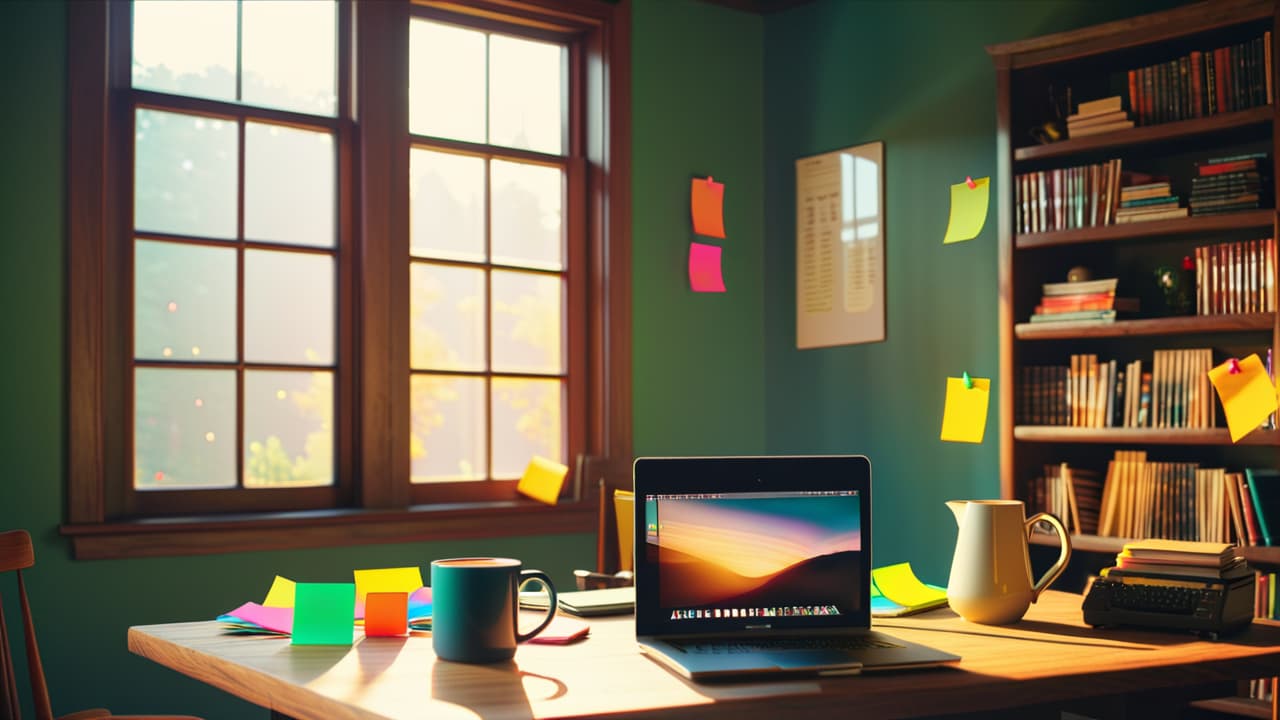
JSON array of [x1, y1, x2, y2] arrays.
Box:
[[1082, 564, 1255, 639]]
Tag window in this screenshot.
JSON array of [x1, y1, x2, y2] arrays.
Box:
[[65, 0, 631, 558]]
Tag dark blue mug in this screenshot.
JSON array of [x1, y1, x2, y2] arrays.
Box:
[[430, 557, 557, 663]]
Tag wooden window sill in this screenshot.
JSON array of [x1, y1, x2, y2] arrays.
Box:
[[59, 500, 596, 560]]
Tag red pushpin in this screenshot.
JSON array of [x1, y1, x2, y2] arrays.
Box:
[[707, 175, 715, 184], [1228, 358, 1241, 374], [965, 176, 977, 189]]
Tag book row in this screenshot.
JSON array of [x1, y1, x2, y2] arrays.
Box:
[[1028, 453, 1280, 547], [1194, 236, 1276, 315], [1123, 32, 1272, 127], [1017, 348, 1217, 429], [1015, 159, 1123, 234]]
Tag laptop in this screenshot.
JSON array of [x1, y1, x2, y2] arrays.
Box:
[[633, 455, 960, 681]]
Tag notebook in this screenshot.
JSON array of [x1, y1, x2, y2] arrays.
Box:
[[633, 455, 960, 681]]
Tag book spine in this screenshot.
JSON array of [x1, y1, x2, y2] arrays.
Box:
[[1205, 49, 1217, 115], [1189, 50, 1203, 117], [1216, 46, 1230, 113], [1179, 55, 1190, 121], [1128, 69, 1140, 125], [1143, 64, 1155, 125]]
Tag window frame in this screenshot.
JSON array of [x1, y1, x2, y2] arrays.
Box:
[[62, 0, 632, 560]]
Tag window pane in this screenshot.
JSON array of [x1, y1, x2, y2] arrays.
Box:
[[409, 20, 485, 143], [410, 263, 485, 372], [135, 367, 235, 490], [491, 270, 562, 374], [132, 0, 236, 102], [491, 160, 563, 270], [491, 377, 562, 478], [244, 370, 333, 488], [242, 0, 337, 116], [135, 240, 236, 362], [135, 109, 237, 239], [410, 148, 485, 262], [245, 122, 335, 248], [411, 374, 486, 482], [489, 34, 563, 155], [244, 250, 335, 365]]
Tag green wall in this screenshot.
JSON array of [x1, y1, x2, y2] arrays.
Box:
[[631, 0, 768, 456], [761, 0, 1189, 584]]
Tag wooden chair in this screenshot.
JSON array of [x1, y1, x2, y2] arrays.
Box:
[[574, 455, 634, 589], [0, 530, 203, 720]]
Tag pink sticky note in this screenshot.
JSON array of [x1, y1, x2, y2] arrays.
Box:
[[226, 602, 294, 634], [690, 177, 726, 239], [526, 614, 590, 645], [689, 242, 726, 293]]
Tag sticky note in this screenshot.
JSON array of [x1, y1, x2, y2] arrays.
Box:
[[291, 583, 356, 645], [526, 614, 590, 645], [1209, 354, 1278, 442], [353, 567, 423, 617], [408, 586, 433, 622], [262, 575, 296, 608], [517, 456, 570, 505], [689, 242, 726, 293], [940, 376, 991, 443], [690, 176, 726, 239], [942, 176, 990, 244], [220, 602, 293, 634], [872, 563, 948, 608], [364, 592, 409, 637]]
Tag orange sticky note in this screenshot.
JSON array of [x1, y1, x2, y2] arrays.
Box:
[[940, 376, 991, 443], [517, 456, 569, 505], [690, 176, 726, 239], [689, 242, 726, 293], [1209, 354, 1278, 442], [364, 592, 409, 637]]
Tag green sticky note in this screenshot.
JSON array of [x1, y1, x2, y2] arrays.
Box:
[[942, 176, 990, 244], [291, 583, 356, 645]]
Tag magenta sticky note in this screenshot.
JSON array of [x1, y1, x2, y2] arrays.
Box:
[[226, 602, 294, 634], [688, 242, 726, 293]]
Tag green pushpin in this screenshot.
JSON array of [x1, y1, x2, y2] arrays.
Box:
[[963, 371, 974, 389]]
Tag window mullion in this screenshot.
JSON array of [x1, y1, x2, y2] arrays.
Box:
[[355, 0, 411, 508]]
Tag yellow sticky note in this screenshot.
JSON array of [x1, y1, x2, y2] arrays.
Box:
[[353, 567, 423, 613], [1209, 354, 1278, 442], [872, 563, 947, 608], [517, 456, 569, 505], [942, 176, 990, 244], [940, 376, 991, 443], [262, 575, 296, 608]]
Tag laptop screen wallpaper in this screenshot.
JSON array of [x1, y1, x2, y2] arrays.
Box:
[[645, 491, 862, 621]]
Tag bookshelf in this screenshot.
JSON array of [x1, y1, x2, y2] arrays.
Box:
[[989, 1, 1279, 715]]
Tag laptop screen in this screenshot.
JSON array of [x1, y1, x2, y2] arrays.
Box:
[[633, 456, 871, 637]]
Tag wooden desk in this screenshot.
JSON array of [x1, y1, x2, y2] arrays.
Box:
[[129, 590, 1280, 720]]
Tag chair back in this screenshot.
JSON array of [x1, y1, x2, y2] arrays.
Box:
[[0, 530, 53, 720]]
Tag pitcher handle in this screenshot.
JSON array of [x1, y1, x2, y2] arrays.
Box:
[[1023, 512, 1071, 603]]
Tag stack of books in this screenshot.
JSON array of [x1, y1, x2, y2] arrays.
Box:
[[1189, 151, 1270, 216], [1110, 540, 1249, 581], [1030, 277, 1137, 324], [1115, 181, 1187, 223], [1066, 96, 1135, 138]]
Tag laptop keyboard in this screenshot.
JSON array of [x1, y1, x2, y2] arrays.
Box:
[[673, 636, 904, 654]]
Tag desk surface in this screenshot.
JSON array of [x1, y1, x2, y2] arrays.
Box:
[[129, 590, 1280, 720]]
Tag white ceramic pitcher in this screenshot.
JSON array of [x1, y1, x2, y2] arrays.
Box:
[[945, 500, 1071, 625]]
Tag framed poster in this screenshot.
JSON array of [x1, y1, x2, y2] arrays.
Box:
[[795, 141, 885, 349]]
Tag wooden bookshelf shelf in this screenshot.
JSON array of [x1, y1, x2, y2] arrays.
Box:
[[1015, 313, 1275, 340], [1189, 695, 1277, 719], [1014, 106, 1273, 163], [1029, 532, 1280, 568], [1014, 426, 1280, 445], [1014, 209, 1275, 250]]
